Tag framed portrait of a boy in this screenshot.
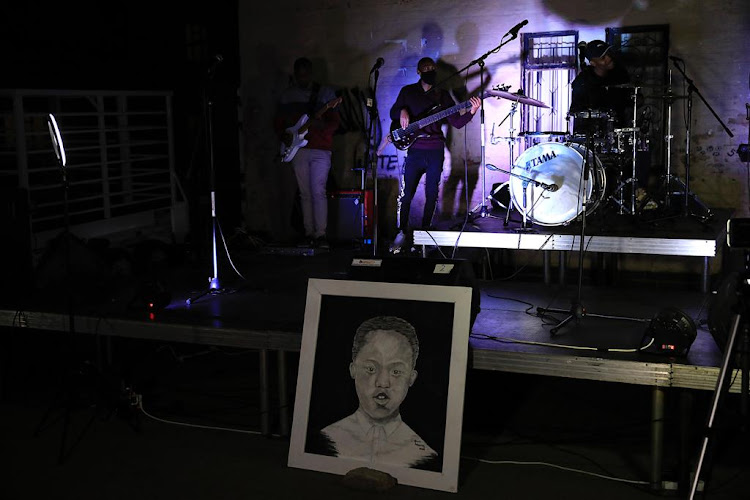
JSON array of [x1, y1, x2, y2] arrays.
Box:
[[288, 278, 473, 493]]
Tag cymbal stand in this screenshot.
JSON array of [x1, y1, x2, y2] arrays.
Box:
[[671, 57, 733, 219], [629, 86, 639, 215], [662, 69, 677, 209], [609, 87, 640, 215]]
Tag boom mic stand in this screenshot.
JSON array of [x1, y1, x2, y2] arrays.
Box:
[[536, 132, 640, 335], [670, 57, 733, 220], [434, 23, 525, 220], [187, 56, 228, 305]]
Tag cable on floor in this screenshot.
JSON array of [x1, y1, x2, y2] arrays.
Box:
[[461, 456, 650, 485], [137, 394, 280, 437], [471, 332, 655, 353]]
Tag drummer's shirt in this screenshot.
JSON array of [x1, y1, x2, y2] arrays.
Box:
[[569, 62, 631, 124]]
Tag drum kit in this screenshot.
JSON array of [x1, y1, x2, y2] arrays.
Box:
[[486, 82, 682, 228]]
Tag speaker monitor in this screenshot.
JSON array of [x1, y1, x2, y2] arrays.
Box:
[[348, 256, 481, 329]]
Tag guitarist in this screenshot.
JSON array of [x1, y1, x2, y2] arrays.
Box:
[[274, 57, 341, 248], [388, 57, 480, 253]]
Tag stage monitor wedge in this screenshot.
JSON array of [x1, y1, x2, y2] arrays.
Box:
[[347, 256, 481, 329]]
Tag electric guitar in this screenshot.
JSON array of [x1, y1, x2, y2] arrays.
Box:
[[389, 90, 505, 150], [280, 96, 343, 162]]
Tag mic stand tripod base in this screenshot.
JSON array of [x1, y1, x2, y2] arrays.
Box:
[[537, 302, 585, 336], [186, 277, 225, 306]]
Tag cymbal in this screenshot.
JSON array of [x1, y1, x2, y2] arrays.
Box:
[[518, 131, 568, 137], [646, 93, 687, 100], [606, 82, 666, 89], [492, 89, 549, 108]]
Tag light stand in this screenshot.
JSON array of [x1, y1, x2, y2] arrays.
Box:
[[34, 115, 134, 464], [187, 57, 227, 305], [670, 57, 732, 220], [536, 132, 639, 334]]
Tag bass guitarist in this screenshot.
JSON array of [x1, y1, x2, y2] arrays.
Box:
[[274, 57, 341, 248], [388, 57, 480, 253]]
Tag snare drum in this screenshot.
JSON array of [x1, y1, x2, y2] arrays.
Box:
[[510, 142, 606, 226]]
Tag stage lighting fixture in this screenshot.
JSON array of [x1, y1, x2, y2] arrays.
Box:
[[739, 144, 749, 163], [644, 307, 697, 356]]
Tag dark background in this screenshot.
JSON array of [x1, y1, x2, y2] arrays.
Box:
[[1, 0, 243, 242]]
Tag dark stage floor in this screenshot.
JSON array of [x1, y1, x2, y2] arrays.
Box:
[[2, 242, 749, 499]]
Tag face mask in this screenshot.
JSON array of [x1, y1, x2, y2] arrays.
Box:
[[420, 70, 437, 86]]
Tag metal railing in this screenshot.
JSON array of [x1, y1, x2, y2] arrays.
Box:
[[0, 89, 185, 255]]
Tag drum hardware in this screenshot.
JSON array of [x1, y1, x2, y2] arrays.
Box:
[[458, 31, 550, 221], [492, 98, 522, 163], [468, 83, 550, 222], [471, 160, 558, 230]]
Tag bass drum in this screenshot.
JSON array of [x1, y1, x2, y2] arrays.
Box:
[[509, 142, 606, 226]]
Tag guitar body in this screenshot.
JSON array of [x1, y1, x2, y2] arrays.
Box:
[[280, 114, 310, 163], [389, 122, 422, 151]]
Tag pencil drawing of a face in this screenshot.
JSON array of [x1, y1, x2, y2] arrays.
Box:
[[349, 329, 418, 423]]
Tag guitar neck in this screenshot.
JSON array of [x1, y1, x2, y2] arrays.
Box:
[[407, 101, 472, 133], [298, 101, 338, 135], [402, 90, 500, 135]]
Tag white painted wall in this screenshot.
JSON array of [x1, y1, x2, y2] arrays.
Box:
[[239, 0, 750, 242]]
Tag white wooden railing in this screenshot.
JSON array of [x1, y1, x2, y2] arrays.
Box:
[[0, 89, 187, 255]]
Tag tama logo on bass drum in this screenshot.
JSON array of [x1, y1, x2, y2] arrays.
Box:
[[523, 149, 557, 170]]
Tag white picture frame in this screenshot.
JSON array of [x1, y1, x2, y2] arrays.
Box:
[[288, 278, 472, 493]]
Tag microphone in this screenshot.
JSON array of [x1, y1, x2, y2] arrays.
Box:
[[370, 57, 385, 74], [545, 183, 559, 192], [208, 54, 223, 75], [669, 55, 683, 63], [505, 20, 528, 39]]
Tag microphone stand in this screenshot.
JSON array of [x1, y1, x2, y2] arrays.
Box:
[[434, 27, 521, 221], [536, 131, 641, 335], [670, 58, 732, 220], [187, 61, 227, 305], [366, 67, 381, 255]]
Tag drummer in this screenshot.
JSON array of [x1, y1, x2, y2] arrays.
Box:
[[569, 40, 631, 128]]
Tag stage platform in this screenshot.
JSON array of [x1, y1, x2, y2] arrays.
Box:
[[414, 209, 729, 293], [0, 245, 743, 487]]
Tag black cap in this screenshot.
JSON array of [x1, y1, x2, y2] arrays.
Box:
[[585, 40, 612, 60]]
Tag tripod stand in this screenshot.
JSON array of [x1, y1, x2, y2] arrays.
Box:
[[536, 132, 639, 334], [689, 263, 750, 499]]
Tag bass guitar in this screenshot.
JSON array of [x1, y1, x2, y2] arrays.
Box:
[[389, 90, 506, 150], [280, 96, 342, 162]]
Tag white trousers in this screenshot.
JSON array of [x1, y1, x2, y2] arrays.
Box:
[[292, 148, 332, 238]]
